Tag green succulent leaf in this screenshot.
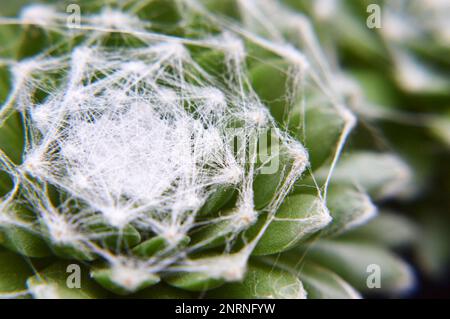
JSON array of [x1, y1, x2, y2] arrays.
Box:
[[296, 101, 347, 169], [0, 24, 22, 59], [299, 262, 361, 299], [208, 259, 306, 299], [416, 216, 450, 278], [50, 243, 95, 261], [321, 183, 377, 237], [200, 0, 239, 18], [189, 211, 244, 249], [1, 0, 30, 16], [252, 154, 287, 211], [350, 69, 398, 106], [195, 49, 228, 79], [0, 84, 23, 195], [129, 283, 192, 299], [0, 66, 11, 104], [392, 50, 450, 95], [132, 236, 167, 257], [133, 0, 181, 28], [329, 152, 412, 199], [341, 211, 418, 248], [0, 111, 23, 165], [253, 139, 306, 210], [198, 186, 235, 216], [0, 172, 13, 197], [251, 193, 331, 256], [91, 266, 160, 295], [249, 59, 290, 123], [17, 26, 50, 60], [0, 249, 33, 296], [428, 114, 450, 148], [132, 235, 190, 258], [0, 225, 52, 258], [27, 262, 108, 299], [89, 224, 142, 250], [164, 271, 225, 292], [303, 240, 415, 294]]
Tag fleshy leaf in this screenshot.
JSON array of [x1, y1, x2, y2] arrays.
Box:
[[129, 283, 192, 299], [416, 216, 450, 278], [91, 266, 160, 296], [304, 240, 415, 294], [0, 111, 23, 165], [252, 146, 288, 210], [429, 114, 450, 148], [0, 249, 33, 296], [321, 183, 377, 237], [50, 243, 95, 262], [329, 152, 412, 199], [253, 138, 308, 210], [299, 262, 361, 299], [249, 59, 290, 122], [27, 262, 108, 299], [341, 211, 418, 247], [164, 271, 225, 292], [134, 0, 181, 26], [89, 224, 141, 250], [251, 193, 331, 256], [0, 225, 52, 258], [165, 253, 246, 292], [296, 101, 347, 169], [132, 235, 190, 258], [198, 186, 235, 216], [208, 259, 306, 299]]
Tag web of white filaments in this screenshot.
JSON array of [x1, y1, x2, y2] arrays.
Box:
[[0, 0, 355, 296]]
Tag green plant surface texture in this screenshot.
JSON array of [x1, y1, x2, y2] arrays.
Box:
[[0, 0, 449, 299]]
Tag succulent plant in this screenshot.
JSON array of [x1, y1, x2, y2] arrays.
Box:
[[288, 0, 450, 284], [0, 0, 446, 299]]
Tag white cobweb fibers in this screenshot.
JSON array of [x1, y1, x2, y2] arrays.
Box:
[[0, 0, 355, 295]]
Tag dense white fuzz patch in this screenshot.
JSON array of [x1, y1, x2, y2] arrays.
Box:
[[178, 252, 249, 282], [19, 4, 58, 26], [28, 283, 60, 299], [92, 8, 143, 30], [109, 259, 159, 291]]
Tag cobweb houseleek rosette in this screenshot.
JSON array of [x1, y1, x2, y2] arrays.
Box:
[[0, 0, 416, 299]]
